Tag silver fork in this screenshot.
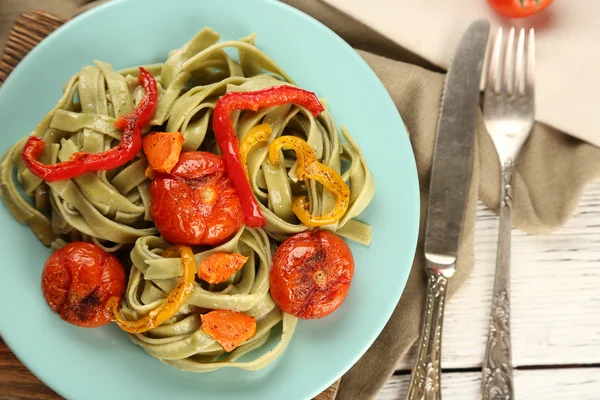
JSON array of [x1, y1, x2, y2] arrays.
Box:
[[480, 27, 535, 400]]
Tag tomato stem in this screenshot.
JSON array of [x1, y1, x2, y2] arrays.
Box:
[[520, 0, 541, 10]]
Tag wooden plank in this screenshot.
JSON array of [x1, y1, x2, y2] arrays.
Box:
[[0, 10, 64, 86], [397, 180, 600, 371], [314, 380, 341, 400], [378, 368, 600, 400], [0, 339, 60, 400]]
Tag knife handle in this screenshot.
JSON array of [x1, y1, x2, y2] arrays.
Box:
[[407, 271, 449, 400]]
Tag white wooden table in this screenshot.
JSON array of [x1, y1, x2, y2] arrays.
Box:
[[378, 181, 600, 399]]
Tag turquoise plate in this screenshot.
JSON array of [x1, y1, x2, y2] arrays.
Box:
[[0, 0, 419, 399]]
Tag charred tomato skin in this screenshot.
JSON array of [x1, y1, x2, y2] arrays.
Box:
[[270, 230, 354, 319], [41, 242, 126, 328], [149, 151, 244, 246]]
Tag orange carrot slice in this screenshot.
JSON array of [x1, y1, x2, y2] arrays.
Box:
[[142, 131, 185, 174], [201, 310, 256, 352], [197, 252, 248, 284]]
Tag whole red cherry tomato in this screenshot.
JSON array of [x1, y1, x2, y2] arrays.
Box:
[[150, 151, 244, 246], [487, 0, 553, 18], [41, 242, 126, 328], [270, 230, 354, 319]]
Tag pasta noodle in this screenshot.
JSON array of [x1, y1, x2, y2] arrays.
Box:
[[0, 27, 375, 371]]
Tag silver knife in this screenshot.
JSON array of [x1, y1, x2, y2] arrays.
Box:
[[406, 19, 490, 400]]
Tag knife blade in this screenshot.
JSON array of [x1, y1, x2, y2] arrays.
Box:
[[424, 18, 490, 277], [407, 19, 490, 400]]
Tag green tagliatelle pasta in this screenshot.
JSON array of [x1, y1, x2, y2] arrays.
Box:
[[125, 228, 297, 371], [0, 27, 375, 372]]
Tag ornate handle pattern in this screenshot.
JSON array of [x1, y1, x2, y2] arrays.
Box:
[[481, 159, 515, 400], [407, 272, 449, 400]]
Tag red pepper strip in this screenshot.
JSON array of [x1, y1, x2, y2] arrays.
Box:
[[212, 85, 325, 227], [21, 67, 158, 182]]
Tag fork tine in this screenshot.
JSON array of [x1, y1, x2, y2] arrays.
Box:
[[479, 33, 493, 91], [515, 28, 526, 96], [486, 27, 503, 94], [526, 28, 535, 97], [503, 27, 516, 95]]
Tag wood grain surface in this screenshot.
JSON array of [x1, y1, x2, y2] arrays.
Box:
[[0, 339, 60, 400], [3, 8, 599, 400], [378, 369, 600, 400], [0, 10, 340, 400], [0, 11, 64, 87], [383, 183, 600, 399]]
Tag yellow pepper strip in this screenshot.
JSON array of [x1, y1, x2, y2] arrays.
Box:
[[106, 245, 196, 333], [269, 136, 350, 226], [239, 123, 272, 175], [144, 164, 156, 180]]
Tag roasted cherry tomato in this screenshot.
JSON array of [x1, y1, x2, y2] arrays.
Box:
[[150, 151, 244, 246], [487, 0, 553, 18], [41, 242, 126, 328], [270, 230, 354, 319]]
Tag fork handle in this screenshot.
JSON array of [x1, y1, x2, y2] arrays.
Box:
[[482, 159, 515, 400], [407, 270, 449, 400]]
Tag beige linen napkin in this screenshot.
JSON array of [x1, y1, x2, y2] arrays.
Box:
[[2, 0, 599, 399]]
